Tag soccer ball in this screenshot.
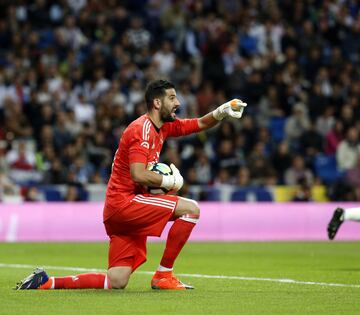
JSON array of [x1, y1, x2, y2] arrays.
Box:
[[148, 162, 173, 195]]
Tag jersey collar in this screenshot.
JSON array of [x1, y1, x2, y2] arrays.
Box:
[[146, 114, 161, 133]]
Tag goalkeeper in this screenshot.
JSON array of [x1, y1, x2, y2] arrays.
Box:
[[16, 80, 246, 291]]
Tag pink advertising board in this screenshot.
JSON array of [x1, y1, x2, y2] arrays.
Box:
[[0, 202, 359, 242]]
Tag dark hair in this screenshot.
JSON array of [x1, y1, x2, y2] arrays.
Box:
[[145, 80, 175, 110]]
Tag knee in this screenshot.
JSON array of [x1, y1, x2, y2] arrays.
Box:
[[109, 276, 129, 289], [175, 197, 201, 219], [187, 200, 200, 217], [108, 272, 130, 289]]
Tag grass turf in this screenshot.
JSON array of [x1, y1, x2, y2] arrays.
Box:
[[0, 242, 359, 315]]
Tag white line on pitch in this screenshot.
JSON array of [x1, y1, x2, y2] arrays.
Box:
[[1, 263, 359, 289]]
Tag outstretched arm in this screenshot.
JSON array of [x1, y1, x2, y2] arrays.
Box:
[[197, 112, 219, 131], [198, 99, 247, 131]]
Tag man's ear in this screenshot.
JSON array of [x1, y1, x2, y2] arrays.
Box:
[[153, 98, 161, 109]]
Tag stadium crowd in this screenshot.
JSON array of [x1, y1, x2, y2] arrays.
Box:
[[0, 0, 359, 202]]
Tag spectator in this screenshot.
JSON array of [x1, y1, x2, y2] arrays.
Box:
[[284, 155, 314, 186], [257, 85, 284, 128], [126, 16, 151, 50], [184, 167, 199, 186], [4, 98, 33, 139], [72, 94, 95, 124], [152, 41, 176, 77], [284, 102, 311, 150], [271, 141, 292, 184], [160, 2, 186, 50], [196, 82, 215, 116], [176, 81, 197, 118], [241, 116, 257, 155], [316, 106, 335, 137], [193, 152, 212, 185], [225, 60, 247, 99], [215, 139, 240, 174], [235, 166, 251, 187], [64, 185, 80, 201], [6, 140, 40, 184], [325, 120, 344, 155], [169, 58, 192, 88], [336, 127, 360, 171], [24, 186, 43, 202], [214, 168, 232, 186], [292, 178, 313, 202], [338, 104, 356, 132], [345, 154, 360, 188], [202, 20, 227, 89], [44, 158, 66, 184], [0, 170, 22, 202], [299, 120, 324, 160], [127, 79, 144, 110], [64, 110, 83, 137], [223, 41, 241, 75], [53, 112, 72, 151], [56, 15, 88, 50]]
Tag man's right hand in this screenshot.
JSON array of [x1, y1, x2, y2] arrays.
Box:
[[169, 163, 184, 192], [160, 163, 184, 192]]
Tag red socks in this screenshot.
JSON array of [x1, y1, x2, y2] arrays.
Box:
[[160, 218, 197, 269], [40, 273, 111, 289]]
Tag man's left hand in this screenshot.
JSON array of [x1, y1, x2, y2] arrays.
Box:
[[212, 99, 247, 120]]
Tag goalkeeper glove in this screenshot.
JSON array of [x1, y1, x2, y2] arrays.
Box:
[[212, 99, 247, 120], [160, 163, 184, 192]]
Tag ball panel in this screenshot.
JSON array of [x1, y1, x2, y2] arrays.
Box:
[[148, 162, 172, 175]]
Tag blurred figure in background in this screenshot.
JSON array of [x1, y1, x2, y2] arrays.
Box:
[[284, 155, 314, 186], [0, 170, 22, 202], [24, 186, 43, 202], [336, 127, 360, 171], [292, 178, 313, 202]]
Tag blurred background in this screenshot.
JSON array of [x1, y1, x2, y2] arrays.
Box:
[[0, 0, 359, 204]]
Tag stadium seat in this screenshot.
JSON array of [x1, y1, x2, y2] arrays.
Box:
[[203, 187, 221, 201], [313, 154, 344, 184], [39, 29, 55, 49], [255, 188, 273, 201], [41, 187, 63, 201], [231, 188, 247, 201], [77, 187, 89, 201], [273, 186, 296, 202], [269, 117, 286, 142], [231, 188, 273, 202]]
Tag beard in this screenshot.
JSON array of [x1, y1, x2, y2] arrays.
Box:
[[160, 106, 176, 122]]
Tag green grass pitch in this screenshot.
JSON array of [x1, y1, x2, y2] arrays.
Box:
[[0, 242, 360, 315]]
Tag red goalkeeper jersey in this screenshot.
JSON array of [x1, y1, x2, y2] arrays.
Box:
[[104, 114, 200, 220]]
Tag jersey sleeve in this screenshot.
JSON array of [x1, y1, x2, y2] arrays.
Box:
[[163, 118, 200, 138], [128, 125, 150, 164]]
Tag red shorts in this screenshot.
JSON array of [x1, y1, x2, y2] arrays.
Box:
[[104, 194, 179, 271]]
